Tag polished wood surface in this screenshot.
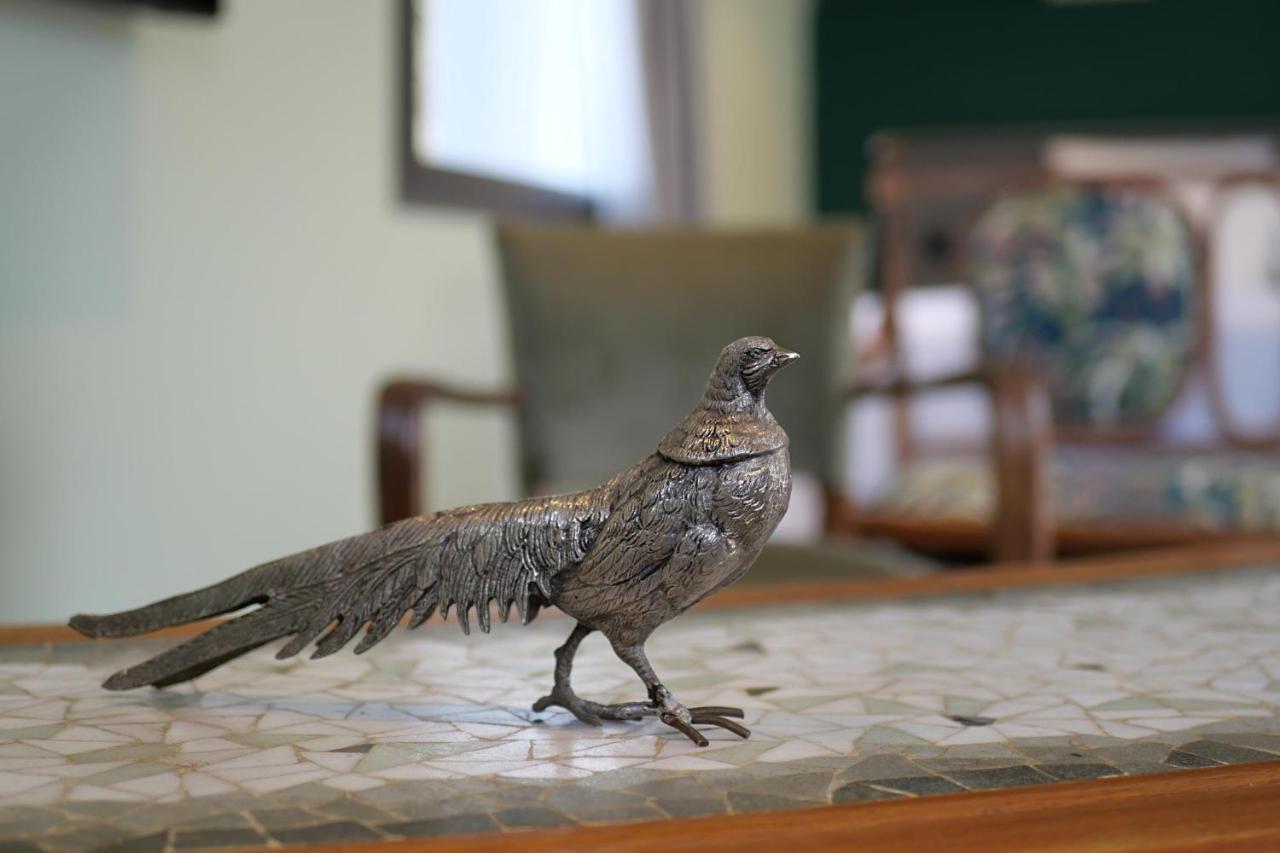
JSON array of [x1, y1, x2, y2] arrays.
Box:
[[704, 538, 1280, 609], [302, 761, 1280, 853], [9, 540, 1280, 646], [853, 512, 1265, 559], [0, 619, 223, 647]]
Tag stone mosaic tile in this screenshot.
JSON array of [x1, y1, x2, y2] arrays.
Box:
[[1, 566, 1278, 850]]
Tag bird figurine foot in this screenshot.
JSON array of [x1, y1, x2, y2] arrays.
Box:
[[530, 690, 651, 725], [650, 686, 747, 747], [650, 685, 750, 747], [532, 685, 749, 746]]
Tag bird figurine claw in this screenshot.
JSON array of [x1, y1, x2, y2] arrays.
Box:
[[70, 337, 798, 747]]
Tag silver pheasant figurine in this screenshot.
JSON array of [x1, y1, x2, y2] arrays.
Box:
[[71, 336, 798, 746]]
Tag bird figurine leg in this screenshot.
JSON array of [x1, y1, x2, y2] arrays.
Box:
[[531, 624, 652, 725], [611, 641, 750, 748], [531, 626, 749, 746]]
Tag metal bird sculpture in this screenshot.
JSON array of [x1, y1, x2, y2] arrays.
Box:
[[70, 336, 797, 746]]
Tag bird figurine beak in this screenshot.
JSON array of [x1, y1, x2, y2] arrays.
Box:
[[773, 349, 800, 370]]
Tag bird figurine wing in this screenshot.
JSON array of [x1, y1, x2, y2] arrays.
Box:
[[70, 484, 616, 690]]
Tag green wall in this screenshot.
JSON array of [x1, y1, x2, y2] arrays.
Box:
[[816, 0, 1280, 213]]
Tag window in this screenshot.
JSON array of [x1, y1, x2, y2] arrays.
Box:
[[399, 0, 655, 221]]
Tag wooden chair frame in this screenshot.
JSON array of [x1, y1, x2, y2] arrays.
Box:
[[377, 364, 1054, 564], [852, 136, 1280, 557]]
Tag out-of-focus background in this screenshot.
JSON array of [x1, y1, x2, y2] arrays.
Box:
[[2, 0, 1278, 623]]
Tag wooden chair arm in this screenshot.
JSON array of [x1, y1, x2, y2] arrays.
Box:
[[847, 370, 986, 400], [848, 366, 1055, 563], [377, 379, 521, 525], [988, 366, 1055, 563]]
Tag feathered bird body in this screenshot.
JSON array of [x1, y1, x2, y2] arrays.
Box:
[[555, 447, 790, 647], [71, 336, 798, 746]]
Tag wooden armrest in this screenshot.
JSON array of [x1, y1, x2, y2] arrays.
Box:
[[847, 370, 985, 399], [987, 366, 1055, 563], [377, 379, 521, 525], [847, 366, 1055, 563]]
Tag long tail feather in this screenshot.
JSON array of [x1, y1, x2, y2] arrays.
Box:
[[72, 519, 436, 689], [68, 559, 292, 640], [70, 482, 611, 691], [101, 606, 294, 690]]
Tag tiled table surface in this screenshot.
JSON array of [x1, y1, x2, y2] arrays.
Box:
[[2, 566, 1279, 852]]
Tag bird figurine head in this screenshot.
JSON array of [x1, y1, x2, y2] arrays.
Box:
[[657, 336, 798, 466], [707, 335, 800, 404]]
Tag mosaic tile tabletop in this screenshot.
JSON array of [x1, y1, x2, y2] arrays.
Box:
[[3, 566, 1280, 851]]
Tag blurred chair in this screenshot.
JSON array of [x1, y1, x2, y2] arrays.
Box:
[[857, 177, 1280, 556], [376, 224, 1052, 580]]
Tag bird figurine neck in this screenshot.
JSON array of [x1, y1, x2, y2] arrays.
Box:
[[657, 336, 797, 467]]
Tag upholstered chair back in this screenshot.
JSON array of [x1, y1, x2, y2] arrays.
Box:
[[970, 185, 1197, 430], [494, 224, 867, 495]]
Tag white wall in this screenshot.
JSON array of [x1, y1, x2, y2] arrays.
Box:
[[0, 0, 518, 623], [0, 0, 815, 624]]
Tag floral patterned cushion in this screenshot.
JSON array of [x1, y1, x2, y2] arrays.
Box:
[[971, 187, 1197, 428], [878, 447, 1280, 532]]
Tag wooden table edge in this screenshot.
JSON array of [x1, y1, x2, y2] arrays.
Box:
[[702, 537, 1280, 609], [8, 539, 1279, 646], [299, 760, 1280, 853]]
